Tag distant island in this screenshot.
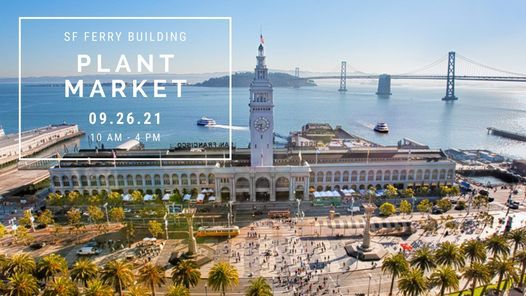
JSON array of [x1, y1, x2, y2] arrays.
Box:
[[195, 72, 316, 87]]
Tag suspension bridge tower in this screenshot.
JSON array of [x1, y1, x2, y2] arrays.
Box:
[[339, 61, 347, 92], [293, 67, 300, 88], [442, 51, 458, 101]]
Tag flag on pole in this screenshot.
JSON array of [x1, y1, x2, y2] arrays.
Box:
[[112, 150, 116, 167], [260, 34, 264, 44]]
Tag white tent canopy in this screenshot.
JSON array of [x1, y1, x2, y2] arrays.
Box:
[[122, 194, 131, 201], [197, 194, 205, 201], [143, 194, 154, 201], [183, 194, 191, 201], [208, 195, 216, 201], [162, 193, 171, 201]]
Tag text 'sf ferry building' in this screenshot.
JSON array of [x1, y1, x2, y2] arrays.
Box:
[[49, 42, 455, 202]]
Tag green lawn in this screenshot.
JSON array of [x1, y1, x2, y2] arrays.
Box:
[[448, 281, 513, 296]]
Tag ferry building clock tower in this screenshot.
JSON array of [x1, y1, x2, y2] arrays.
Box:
[[249, 41, 274, 167]]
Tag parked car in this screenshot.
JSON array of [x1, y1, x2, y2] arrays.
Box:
[[507, 200, 520, 209], [346, 206, 361, 214], [76, 247, 101, 256], [431, 206, 445, 215]]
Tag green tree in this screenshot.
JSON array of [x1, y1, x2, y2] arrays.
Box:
[[417, 186, 430, 196], [416, 199, 432, 213], [131, 190, 143, 203], [84, 279, 114, 296], [208, 261, 240, 296], [245, 276, 272, 296], [397, 267, 427, 296], [436, 199, 452, 212], [385, 184, 398, 198], [382, 253, 409, 296], [37, 209, 54, 225], [42, 276, 78, 296], [18, 210, 33, 227], [462, 262, 491, 296], [399, 200, 412, 216], [14, 226, 33, 245], [138, 263, 165, 296], [429, 265, 459, 296], [490, 255, 517, 295], [70, 258, 99, 287], [6, 272, 39, 296], [109, 207, 126, 223], [410, 245, 436, 272], [108, 191, 123, 206], [171, 260, 201, 289], [66, 208, 83, 242], [402, 188, 414, 198], [36, 253, 68, 282], [165, 284, 190, 296], [67, 191, 81, 206], [170, 190, 183, 204], [507, 227, 526, 256], [435, 241, 465, 269], [486, 234, 510, 258], [461, 239, 487, 265], [48, 192, 66, 208], [473, 195, 489, 209], [125, 285, 149, 296], [379, 202, 396, 217], [100, 259, 134, 296], [449, 186, 460, 196], [125, 221, 136, 247], [0, 223, 5, 239], [87, 205, 104, 224], [4, 253, 36, 277], [439, 185, 450, 197], [148, 220, 163, 238], [514, 250, 526, 288]]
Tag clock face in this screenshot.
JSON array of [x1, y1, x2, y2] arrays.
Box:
[[254, 117, 270, 132]]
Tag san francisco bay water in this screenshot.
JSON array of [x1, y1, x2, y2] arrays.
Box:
[[0, 80, 525, 159]]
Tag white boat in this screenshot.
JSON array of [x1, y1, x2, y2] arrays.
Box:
[[197, 117, 216, 127], [374, 122, 389, 133]]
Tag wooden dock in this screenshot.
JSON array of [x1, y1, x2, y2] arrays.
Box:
[[487, 127, 526, 142]]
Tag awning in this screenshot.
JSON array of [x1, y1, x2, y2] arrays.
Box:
[[162, 193, 171, 201], [201, 189, 208, 193], [143, 194, 154, 201], [314, 218, 412, 230], [122, 194, 131, 201], [183, 194, 191, 201]]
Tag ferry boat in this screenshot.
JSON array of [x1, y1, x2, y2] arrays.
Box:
[[196, 117, 216, 127], [374, 122, 389, 133]]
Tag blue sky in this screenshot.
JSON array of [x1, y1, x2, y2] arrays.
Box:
[[1, 0, 525, 77]]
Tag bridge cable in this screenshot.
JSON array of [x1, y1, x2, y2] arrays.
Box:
[[456, 53, 526, 77], [396, 54, 448, 75]]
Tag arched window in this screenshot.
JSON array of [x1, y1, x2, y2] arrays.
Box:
[[154, 174, 161, 185], [400, 170, 407, 181], [439, 169, 446, 180], [53, 176, 61, 187], [325, 171, 332, 183], [135, 175, 143, 186], [90, 175, 97, 186], [367, 171, 374, 182], [343, 171, 349, 182], [80, 175, 88, 187], [99, 175, 106, 186], [117, 175, 125, 186], [163, 174, 170, 185], [424, 169, 430, 180], [375, 170, 382, 181], [392, 170, 399, 181], [181, 174, 188, 185], [61, 176, 70, 187], [317, 172, 324, 183], [108, 175, 116, 186], [199, 173, 207, 185], [416, 170, 423, 181], [190, 173, 197, 185], [351, 171, 357, 182], [309, 172, 315, 183], [359, 171, 366, 182], [71, 175, 79, 186], [384, 170, 391, 181], [208, 174, 215, 184], [431, 169, 438, 180], [334, 171, 341, 182], [127, 175, 134, 186], [408, 170, 414, 181], [172, 174, 179, 185], [145, 175, 152, 186], [447, 169, 454, 179]]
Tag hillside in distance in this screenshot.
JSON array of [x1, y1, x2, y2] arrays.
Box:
[[194, 72, 316, 87]]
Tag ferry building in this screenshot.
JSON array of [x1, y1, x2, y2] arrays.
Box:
[[49, 42, 456, 202]]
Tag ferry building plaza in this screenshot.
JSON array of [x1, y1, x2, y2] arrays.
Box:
[[49, 43, 456, 202]]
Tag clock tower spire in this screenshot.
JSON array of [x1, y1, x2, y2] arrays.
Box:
[[249, 38, 274, 167]]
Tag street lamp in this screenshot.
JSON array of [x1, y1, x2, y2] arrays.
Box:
[[102, 203, 110, 226], [367, 273, 372, 296], [164, 213, 169, 240], [204, 284, 208, 296]]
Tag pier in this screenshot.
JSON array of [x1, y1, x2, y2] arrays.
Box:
[[487, 127, 526, 142]]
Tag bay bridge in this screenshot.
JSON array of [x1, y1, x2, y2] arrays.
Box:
[[294, 52, 526, 101]]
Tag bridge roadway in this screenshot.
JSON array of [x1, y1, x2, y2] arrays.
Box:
[[302, 75, 526, 82]]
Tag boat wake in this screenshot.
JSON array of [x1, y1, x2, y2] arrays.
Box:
[[355, 120, 375, 130], [213, 124, 249, 131]]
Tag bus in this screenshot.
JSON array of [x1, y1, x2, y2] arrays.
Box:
[[268, 209, 290, 219], [195, 226, 240, 237]]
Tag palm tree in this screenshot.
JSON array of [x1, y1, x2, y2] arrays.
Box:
[[36, 253, 68, 282], [486, 234, 510, 258], [42, 276, 78, 296], [208, 261, 240, 296], [84, 279, 114, 296], [397, 267, 428, 296], [171, 260, 201, 289], [138, 263, 165, 296], [71, 258, 99, 287], [514, 250, 526, 287], [490, 255, 517, 295], [165, 284, 190, 296], [461, 239, 487, 265], [125, 285, 149, 296], [382, 253, 409, 296], [410, 245, 436, 272], [462, 262, 491, 296], [4, 253, 36, 277], [435, 241, 465, 269], [100, 259, 134, 296], [429, 265, 459, 296], [245, 276, 272, 296], [508, 228, 526, 256], [6, 272, 39, 296]]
